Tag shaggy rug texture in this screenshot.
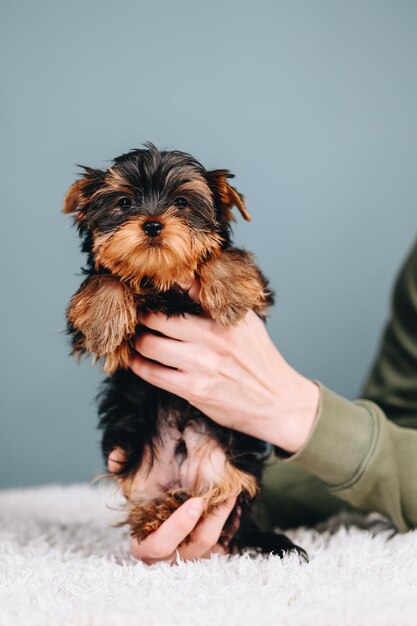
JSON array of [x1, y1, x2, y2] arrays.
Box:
[[1, 484, 417, 626]]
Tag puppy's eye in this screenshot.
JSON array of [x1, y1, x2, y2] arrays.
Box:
[[118, 197, 132, 209], [174, 197, 188, 209]]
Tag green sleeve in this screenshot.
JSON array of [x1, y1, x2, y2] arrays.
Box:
[[279, 239, 417, 532]]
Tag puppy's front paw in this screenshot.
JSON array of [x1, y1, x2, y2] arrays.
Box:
[[199, 248, 271, 326], [200, 288, 251, 326], [67, 274, 137, 356], [103, 341, 132, 375]]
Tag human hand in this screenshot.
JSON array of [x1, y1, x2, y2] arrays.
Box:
[[129, 496, 238, 564], [130, 280, 320, 453], [108, 447, 239, 564]]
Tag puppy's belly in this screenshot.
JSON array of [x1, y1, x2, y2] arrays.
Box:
[[118, 418, 258, 542], [122, 419, 228, 502]]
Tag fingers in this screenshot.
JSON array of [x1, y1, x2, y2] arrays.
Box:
[[108, 447, 127, 473], [178, 497, 237, 561], [130, 497, 204, 563], [138, 311, 210, 342], [129, 351, 190, 397], [202, 543, 228, 557], [130, 497, 237, 564], [133, 332, 198, 371], [228, 504, 242, 540]]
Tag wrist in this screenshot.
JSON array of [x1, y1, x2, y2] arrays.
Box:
[[264, 366, 320, 453]]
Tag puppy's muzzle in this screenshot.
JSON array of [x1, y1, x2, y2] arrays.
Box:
[[143, 220, 163, 237]]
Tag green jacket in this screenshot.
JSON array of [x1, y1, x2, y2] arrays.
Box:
[[259, 239, 417, 533]]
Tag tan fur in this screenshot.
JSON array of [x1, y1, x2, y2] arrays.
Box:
[[67, 274, 137, 356], [93, 167, 133, 196], [93, 211, 222, 292], [102, 340, 132, 375], [207, 170, 251, 222], [63, 168, 104, 222], [198, 248, 270, 325], [125, 459, 258, 543], [63, 179, 89, 221], [71, 329, 87, 358], [176, 178, 213, 198]]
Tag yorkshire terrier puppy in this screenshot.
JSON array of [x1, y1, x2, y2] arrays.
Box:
[[64, 143, 306, 558]]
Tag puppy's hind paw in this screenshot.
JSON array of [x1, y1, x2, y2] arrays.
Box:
[[234, 530, 309, 561]]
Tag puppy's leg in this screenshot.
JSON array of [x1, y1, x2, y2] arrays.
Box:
[[67, 274, 137, 371], [198, 248, 273, 325], [125, 459, 259, 543], [102, 340, 133, 375], [233, 529, 309, 560]]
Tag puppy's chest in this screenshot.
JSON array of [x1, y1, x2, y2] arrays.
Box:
[[131, 281, 203, 318]]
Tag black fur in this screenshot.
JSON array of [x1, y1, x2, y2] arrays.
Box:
[[65, 144, 306, 559]]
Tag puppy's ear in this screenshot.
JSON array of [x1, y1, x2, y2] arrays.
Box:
[[63, 166, 105, 222], [207, 169, 251, 222]]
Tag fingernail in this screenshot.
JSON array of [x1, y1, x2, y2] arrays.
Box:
[[187, 498, 203, 519]]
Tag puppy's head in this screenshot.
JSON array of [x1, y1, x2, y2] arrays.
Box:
[[64, 143, 250, 291]]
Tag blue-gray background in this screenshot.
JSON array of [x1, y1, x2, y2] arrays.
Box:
[[1, 0, 416, 488]]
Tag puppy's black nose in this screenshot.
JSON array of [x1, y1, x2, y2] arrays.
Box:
[[143, 220, 163, 237]]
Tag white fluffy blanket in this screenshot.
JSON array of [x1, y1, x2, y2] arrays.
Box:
[[1, 484, 417, 626]]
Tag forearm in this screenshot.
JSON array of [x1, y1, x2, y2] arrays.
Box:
[[269, 239, 417, 531], [280, 383, 417, 531]]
